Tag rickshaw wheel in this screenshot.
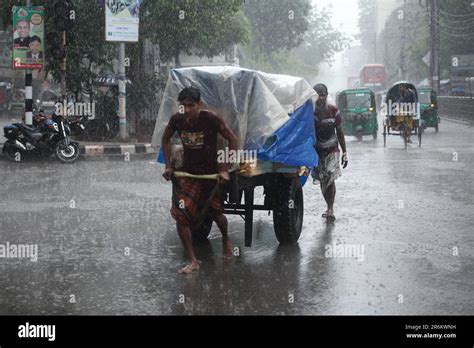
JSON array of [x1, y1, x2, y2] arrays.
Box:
[[383, 126, 387, 147], [418, 127, 422, 147]]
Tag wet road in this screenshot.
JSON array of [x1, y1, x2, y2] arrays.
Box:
[[0, 118, 473, 315]]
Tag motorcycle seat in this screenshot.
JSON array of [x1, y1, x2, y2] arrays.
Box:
[[20, 124, 43, 133]]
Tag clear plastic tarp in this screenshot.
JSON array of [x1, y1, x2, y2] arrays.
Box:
[[151, 66, 316, 151]]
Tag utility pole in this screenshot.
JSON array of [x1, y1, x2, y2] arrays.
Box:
[[24, 0, 32, 125], [374, 32, 377, 63], [429, 0, 440, 94], [60, 31, 66, 99], [118, 43, 127, 139], [373, 0, 378, 63], [400, 0, 407, 80]]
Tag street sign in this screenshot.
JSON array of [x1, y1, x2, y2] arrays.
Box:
[[94, 74, 132, 86], [105, 0, 141, 42], [12, 6, 45, 70]]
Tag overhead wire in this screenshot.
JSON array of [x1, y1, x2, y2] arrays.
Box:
[[433, 18, 474, 31], [437, 15, 474, 23], [438, 8, 474, 18], [438, 27, 474, 37]]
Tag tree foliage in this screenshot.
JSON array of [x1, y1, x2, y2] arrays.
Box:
[[141, 0, 250, 65], [0, 0, 17, 31], [294, 6, 350, 66], [357, 0, 377, 55], [56, 1, 116, 97], [378, 3, 430, 83], [241, 2, 349, 78], [243, 0, 311, 58]]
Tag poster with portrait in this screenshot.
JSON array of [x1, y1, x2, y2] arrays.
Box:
[[12, 6, 45, 70], [105, 0, 141, 42]]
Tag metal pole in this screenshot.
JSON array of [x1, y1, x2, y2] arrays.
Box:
[[118, 42, 127, 139], [60, 31, 66, 99], [434, 0, 440, 95], [374, 32, 377, 63], [24, 0, 32, 125], [429, 0, 434, 90], [430, 0, 440, 94], [402, 0, 407, 80]]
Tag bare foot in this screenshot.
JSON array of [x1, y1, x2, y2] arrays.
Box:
[[178, 260, 200, 274], [326, 208, 336, 221], [222, 238, 233, 259]]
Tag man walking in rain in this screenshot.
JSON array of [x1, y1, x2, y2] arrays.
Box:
[[161, 87, 237, 274], [312, 83, 348, 222]]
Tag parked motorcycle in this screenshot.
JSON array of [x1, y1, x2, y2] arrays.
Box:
[[2, 113, 80, 163], [68, 114, 89, 139], [67, 113, 119, 141]]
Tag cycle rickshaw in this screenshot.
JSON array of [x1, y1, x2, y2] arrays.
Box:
[[383, 81, 422, 149]]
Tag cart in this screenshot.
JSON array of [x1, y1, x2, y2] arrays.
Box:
[[152, 66, 318, 246]]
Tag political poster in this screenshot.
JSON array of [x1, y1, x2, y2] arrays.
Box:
[[12, 6, 45, 70]]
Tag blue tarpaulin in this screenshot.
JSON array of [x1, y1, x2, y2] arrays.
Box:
[[257, 99, 318, 168]]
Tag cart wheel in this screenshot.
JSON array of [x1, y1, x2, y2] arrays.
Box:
[[192, 215, 213, 243], [272, 176, 303, 244], [418, 127, 422, 147]]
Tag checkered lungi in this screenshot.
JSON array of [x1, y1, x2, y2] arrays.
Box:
[[311, 152, 342, 193], [171, 177, 223, 227]]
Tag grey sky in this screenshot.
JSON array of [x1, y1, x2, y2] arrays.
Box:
[[313, 0, 360, 38]]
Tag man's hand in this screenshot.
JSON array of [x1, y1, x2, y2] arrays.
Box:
[[218, 170, 230, 184], [341, 152, 348, 169], [163, 168, 173, 181]]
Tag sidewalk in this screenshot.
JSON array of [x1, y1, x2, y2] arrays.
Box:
[[0, 117, 158, 159], [79, 141, 157, 157]]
